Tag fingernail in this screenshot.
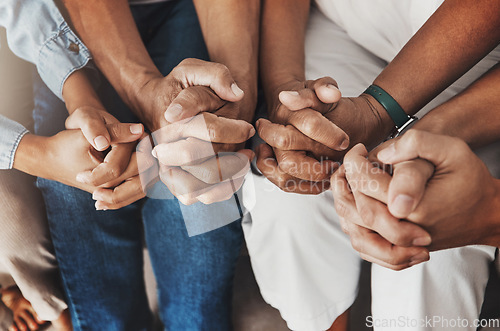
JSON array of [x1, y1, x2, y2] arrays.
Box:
[[410, 251, 429, 265], [76, 173, 87, 184], [340, 138, 349, 150], [391, 194, 414, 217], [231, 83, 244, 97], [248, 127, 256, 138], [377, 143, 396, 162], [94, 135, 109, 151], [255, 119, 262, 129], [165, 104, 183, 122], [413, 235, 432, 246], [130, 124, 143, 135], [95, 201, 107, 211], [283, 90, 299, 96], [92, 191, 103, 201], [326, 84, 339, 91], [151, 148, 158, 158]]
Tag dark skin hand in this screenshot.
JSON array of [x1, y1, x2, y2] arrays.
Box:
[[61, 0, 260, 204], [258, 0, 500, 194]]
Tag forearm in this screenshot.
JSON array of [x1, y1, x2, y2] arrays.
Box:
[[373, 0, 500, 118], [11, 134, 49, 177], [260, 0, 310, 101], [61, 0, 160, 116], [412, 64, 500, 148], [62, 69, 104, 115], [194, 0, 260, 120]]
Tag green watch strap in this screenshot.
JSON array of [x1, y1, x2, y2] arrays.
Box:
[[364, 85, 410, 129]]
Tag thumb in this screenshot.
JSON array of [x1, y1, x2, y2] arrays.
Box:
[[377, 130, 456, 167], [66, 109, 111, 151], [107, 123, 145, 144], [171, 58, 244, 103]]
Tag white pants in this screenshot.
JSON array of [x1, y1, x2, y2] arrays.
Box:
[[242, 3, 500, 330]]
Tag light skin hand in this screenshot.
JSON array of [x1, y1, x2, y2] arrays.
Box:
[[13, 128, 146, 210], [376, 130, 500, 251], [61, 68, 145, 190], [334, 130, 500, 270], [332, 143, 431, 270], [150, 110, 255, 205]]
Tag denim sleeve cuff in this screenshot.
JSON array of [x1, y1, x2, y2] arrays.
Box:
[[0, 117, 29, 170], [37, 21, 98, 100]]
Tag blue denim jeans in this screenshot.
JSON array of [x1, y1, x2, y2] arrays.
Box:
[[33, 1, 243, 330]]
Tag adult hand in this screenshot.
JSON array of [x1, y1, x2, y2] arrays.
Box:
[[332, 143, 431, 270], [257, 77, 391, 193], [149, 111, 255, 205], [138, 61, 257, 205], [133, 58, 245, 132], [375, 130, 500, 251], [16, 127, 147, 211], [333, 130, 500, 270], [64, 106, 144, 189]]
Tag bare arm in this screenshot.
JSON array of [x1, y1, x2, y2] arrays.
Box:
[[60, 0, 163, 128], [260, 0, 310, 102], [374, 0, 500, 119], [412, 63, 500, 149], [194, 0, 260, 122]]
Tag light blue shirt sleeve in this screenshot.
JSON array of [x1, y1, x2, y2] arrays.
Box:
[[0, 0, 95, 100], [0, 0, 96, 169], [0, 115, 29, 169]]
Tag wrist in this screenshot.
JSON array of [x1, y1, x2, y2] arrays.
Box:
[[128, 73, 167, 131], [265, 78, 304, 115], [234, 78, 258, 122], [13, 134, 50, 177], [125, 69, 163, 113], [263, 74, 304, 104], [63, 69, 104, 114], [356, 93, 396, 143]]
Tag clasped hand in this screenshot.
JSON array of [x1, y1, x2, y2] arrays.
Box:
[[332, 130, 499, 270], [256, 77, 389, 194]]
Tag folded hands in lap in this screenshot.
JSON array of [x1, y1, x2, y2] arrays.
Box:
[[256, 76, 389, 194], [333, 130, 500, 270], [135, 58, 256, 205]]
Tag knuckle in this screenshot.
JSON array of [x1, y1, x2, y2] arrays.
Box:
[[214, 62, 230, 74], [390, 264, 407, 271], [89, 177, 101, 187], [359, 205, 375, 228], [396, 165, 421, 181], [106, 165, 121, 179], [301, 115, 321, 134], [350, 236, 362, 252], [405, 130, 423, 147], [334, 199, 350, 218], [386, 253, 407, 266], [178, 58, 194, 67], [274, 134, 290, 149], [387, 231, 408, 247], [180, 149, 197, 164], [205, 122, 220, 142]]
